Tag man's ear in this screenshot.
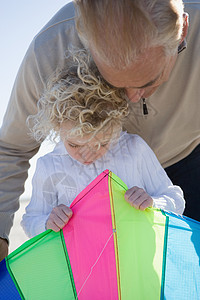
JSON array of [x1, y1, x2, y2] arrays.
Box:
[[181, 13, 189, 42]]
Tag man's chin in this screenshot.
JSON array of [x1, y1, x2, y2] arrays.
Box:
[[128, 98, 141, 103]]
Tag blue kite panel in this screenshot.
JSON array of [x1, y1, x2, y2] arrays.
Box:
[[0, 259, 22, 299], [163, 212, 200, 299]]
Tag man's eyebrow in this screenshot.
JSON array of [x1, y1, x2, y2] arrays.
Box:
[[129, 72, 162, 89], [135, 76, 160, 88], [107, 72, 162, 90]]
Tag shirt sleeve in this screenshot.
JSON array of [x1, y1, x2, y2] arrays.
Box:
[[21, 158, 57, 238], [135, 136, 185, 214]]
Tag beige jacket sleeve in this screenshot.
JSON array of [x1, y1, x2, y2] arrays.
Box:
[[0, 2, 82, 241]]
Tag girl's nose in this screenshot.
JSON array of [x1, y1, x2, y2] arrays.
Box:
[[80, 145, 96, 159]]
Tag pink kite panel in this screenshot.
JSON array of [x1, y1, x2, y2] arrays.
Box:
[[63, 170, 118, 299]]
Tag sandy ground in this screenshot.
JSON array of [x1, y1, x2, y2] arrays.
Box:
[[9, 199, 29, 254]]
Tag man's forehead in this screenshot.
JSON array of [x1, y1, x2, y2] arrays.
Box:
[[91, 46, 167, 88]]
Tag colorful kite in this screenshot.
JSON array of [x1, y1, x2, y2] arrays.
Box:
[[0, 170, 200, 299]]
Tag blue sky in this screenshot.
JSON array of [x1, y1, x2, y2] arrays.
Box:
[[0, 0, 70, 124], [0, 1, 71, 199]]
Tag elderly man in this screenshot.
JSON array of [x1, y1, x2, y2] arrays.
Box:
[[0, 0, 199, 260]]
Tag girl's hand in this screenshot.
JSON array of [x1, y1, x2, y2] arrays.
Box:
[[46, 204, 73, 232], [124, 186, 153, 211]]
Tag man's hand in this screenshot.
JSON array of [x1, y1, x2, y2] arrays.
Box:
[[124, 186, 153, 211], [0, 238, 8, 262], [46, 204, 73, 232]]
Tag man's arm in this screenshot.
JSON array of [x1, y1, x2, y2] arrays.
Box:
[[0, 2, 82, 261], [0, 238, 8, 261], [0, 40, 42, 257]]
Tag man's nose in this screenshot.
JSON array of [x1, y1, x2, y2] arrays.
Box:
[[125, 88, 145, 103]]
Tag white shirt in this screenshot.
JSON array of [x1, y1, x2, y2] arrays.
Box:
[[21, 133, 185, 238]]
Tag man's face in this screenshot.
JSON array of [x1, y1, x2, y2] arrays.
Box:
[[91, 46, 178, 103]]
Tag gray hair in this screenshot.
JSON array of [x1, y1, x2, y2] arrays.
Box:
[[75, 0, 184, 68]]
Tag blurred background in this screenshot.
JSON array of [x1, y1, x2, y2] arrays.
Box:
[[1, 0, 71, 253]]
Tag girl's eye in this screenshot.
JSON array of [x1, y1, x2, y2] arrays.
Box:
[[68, 143, 80, 148], [101, 143, 108, 148]]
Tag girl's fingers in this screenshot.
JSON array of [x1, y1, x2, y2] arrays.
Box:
[[46, 204, 73, 231], [124, 186, 139, 200], [139, 198, 153, 211], [125, 187, 153, 210]]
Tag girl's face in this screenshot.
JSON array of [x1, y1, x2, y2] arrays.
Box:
[[60, 122, 115, 165]]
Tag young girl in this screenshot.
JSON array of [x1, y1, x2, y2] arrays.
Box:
[[21, 49, 185, 238]]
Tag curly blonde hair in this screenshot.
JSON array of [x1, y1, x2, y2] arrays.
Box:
[[27, 49, 128, 143]]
